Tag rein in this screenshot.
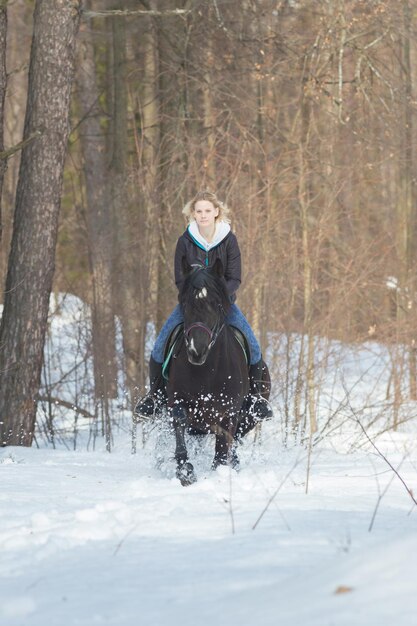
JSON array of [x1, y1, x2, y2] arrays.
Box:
[[183, 264, 228, 354], [184, 304, 226, 352]]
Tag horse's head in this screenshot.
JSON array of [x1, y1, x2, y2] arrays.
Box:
[[180, 258, 231, 365]]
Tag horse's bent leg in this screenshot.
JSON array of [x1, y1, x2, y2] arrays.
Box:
[[212, 430, 228, 469], [212, 417, 235, 469], [172, 404, 196, 486]]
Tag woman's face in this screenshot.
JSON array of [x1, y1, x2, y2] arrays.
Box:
[[193, 200, 219, 229]]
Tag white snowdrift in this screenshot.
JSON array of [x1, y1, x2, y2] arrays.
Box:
[[1, 427, 416, 626]]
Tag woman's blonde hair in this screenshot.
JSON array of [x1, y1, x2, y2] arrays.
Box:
[[182, 190, 231, 223]]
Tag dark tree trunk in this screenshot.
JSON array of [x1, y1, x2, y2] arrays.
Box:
[[0, 5, 7, 244], [0, 0, 80, 446], [109, 14, 145, 405], [156, 2, 188, 331], [76, 14, 118, 431]]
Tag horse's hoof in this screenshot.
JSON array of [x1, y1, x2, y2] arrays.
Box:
[[212, 453, 240, 471], [230, 448, 240, 470], [176, 462, 197, 486], [211, 458, 227, 471]]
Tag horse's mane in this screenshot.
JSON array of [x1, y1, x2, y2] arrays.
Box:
[[181, 266, 230, 313]]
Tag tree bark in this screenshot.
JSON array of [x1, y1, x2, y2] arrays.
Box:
[[110, 13, 144, 404], [298, 42, 318, 437], [0, 0, 80, 446], [76, 15, 118, 448], [138, 9, 161, 394], [201, 6, 216, 187], [156, 2, 188, 332], [399, 0, 417, 400], [0, 0, 32, 290], [0, 5, 7, 245]]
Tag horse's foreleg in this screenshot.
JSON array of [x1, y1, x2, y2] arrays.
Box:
[[212, 415, 236, 469], [172, 404, 196, 486]]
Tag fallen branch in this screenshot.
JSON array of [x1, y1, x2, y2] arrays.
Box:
[[113, 522, 141, 556], [252, 452, 305, 530], [37, 395, 95, 419], [368, 455, 408, 532], [343, 383, 417, 507], [82, 8, 190, 19]]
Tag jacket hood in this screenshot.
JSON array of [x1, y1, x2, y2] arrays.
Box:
[[187, 220, 231, 251]]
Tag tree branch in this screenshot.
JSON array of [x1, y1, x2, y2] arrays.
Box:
[[252, 453, 305, 530], [82, 9, 191, 19], [343, 384, 417, 507], [37, 395, 95, 419], [0, 130, 42, 161]]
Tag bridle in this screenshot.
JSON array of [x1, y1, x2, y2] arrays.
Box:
[[183, 263, 226, 353], [184, 310, 225, 353]]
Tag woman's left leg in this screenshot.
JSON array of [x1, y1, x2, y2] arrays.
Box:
[[225, 304, 261, 365], [225, 304, 272, 420]]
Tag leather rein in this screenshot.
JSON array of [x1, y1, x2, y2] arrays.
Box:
[[184, 311, 225, 352], [184, 265, 226, 352]]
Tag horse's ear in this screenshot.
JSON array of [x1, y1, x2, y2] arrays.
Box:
[[182, 256, 192, 276], [212, 258, 224, 277]]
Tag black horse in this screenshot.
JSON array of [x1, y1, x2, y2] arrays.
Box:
[[166, 259, 271, 486]]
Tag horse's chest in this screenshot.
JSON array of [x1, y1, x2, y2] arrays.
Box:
[[174, 366, 245, 398], [185, 393, 240, 431]]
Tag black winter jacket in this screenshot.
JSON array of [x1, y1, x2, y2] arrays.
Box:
[[174, 227, 241, 302]]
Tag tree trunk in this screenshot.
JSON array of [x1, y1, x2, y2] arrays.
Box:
[[156, 3, 188, 332], [0, 1, 32, 290], [110, 14, 145, 405], [0, 5, 7, 245], [0, 0, 80, 447], [140, 8, 161, 351], [201, 6, 216, 187], [299, 55, 317, 437], [76, 14, 118, 425], [400, 0, 417, 400]]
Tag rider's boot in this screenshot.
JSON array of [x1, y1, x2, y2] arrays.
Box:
[[134, 356, 166, 420], [249, 359, 273, 420]]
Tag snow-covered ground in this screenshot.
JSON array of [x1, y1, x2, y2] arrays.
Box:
[[1, 422, 416, 626], [1, 294, 416, 625]]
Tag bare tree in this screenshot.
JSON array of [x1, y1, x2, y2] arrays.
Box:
[[0, 1, 32, 286], [0, 0, 80, 446], [75, 10, 118, 450], [0, 2, 7, 244], [109, 12, 145, 404], [1, 0, 414, 441]]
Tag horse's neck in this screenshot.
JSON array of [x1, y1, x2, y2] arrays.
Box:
[[212, 325, 239, 363]]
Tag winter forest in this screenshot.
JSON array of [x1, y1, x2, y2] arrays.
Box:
[[1, 1, 417, 625]]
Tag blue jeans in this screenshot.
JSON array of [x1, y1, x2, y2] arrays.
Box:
[[152, 304, 261, 365]]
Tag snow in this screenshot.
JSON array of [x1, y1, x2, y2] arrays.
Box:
[[1, 294, 416, 625], [1, 427, 416, 626]]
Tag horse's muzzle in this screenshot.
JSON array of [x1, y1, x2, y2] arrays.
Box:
[[187, 350, 208, 366]]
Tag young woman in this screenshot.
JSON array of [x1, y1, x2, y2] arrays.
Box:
[[135, 190, 272, 420]]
